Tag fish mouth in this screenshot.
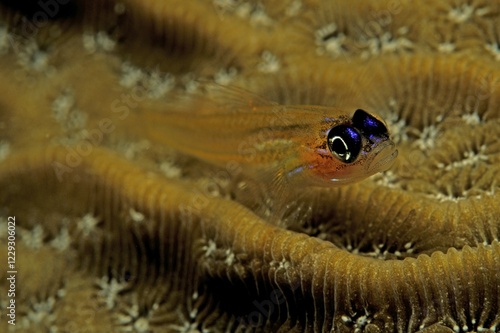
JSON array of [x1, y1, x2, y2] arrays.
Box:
[[325, 140, 398, 185], [367, 140, 398, 173]]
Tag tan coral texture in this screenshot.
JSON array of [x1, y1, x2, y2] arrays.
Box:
[[0, 0, 499, 332]]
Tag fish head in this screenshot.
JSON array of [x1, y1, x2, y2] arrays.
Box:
[[301, 109, 398, 186]]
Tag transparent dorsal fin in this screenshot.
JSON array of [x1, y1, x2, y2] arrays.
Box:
[[199, 80, 279, 110]]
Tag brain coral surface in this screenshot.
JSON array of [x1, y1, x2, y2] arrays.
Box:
[[0, 1, 499, 333]]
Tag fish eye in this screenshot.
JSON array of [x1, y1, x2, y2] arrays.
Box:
[[327, 125, 362, 163], [352, 109, 389, 139]]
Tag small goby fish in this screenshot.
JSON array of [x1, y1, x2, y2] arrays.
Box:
[[137, 84, 398, 192]]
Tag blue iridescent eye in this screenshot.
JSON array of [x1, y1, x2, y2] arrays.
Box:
[[352, 109, 388, 139], [327, 125, 362, 163]]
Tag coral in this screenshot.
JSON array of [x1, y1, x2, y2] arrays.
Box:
[[0, 0, 499, 332]]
